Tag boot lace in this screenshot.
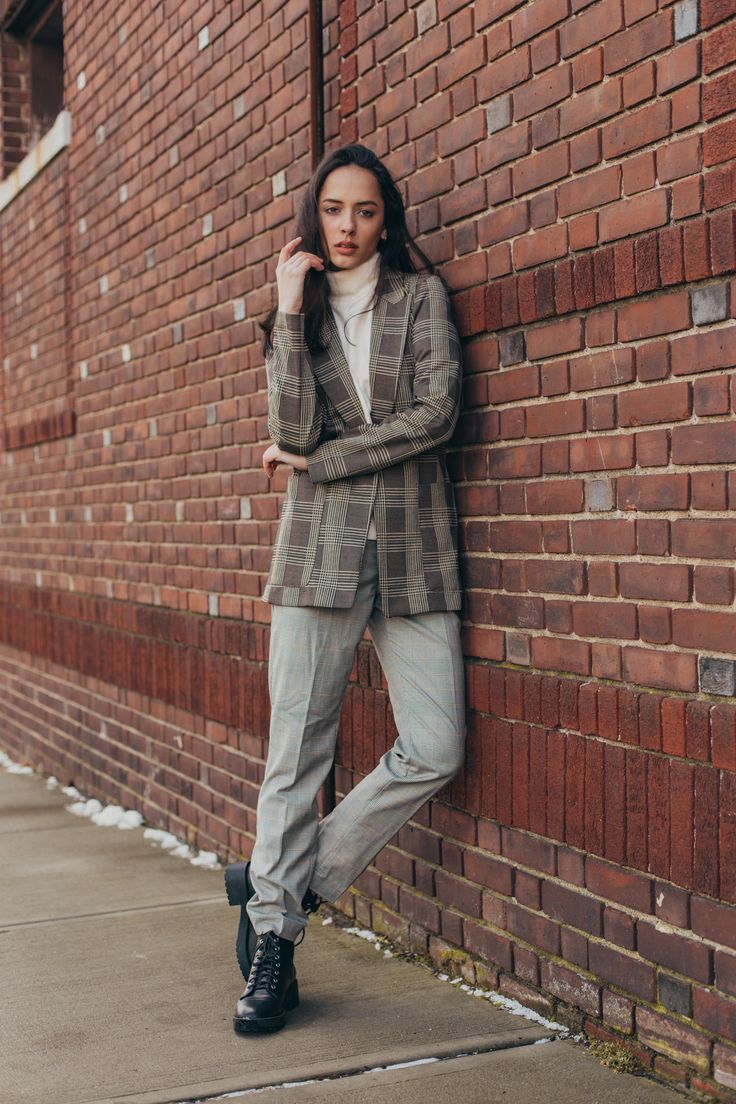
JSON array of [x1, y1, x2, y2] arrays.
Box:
[[245, 932, 282, 995]]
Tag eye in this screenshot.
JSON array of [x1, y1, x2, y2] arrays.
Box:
[[322, 206, 339, 215], [358, 209, 375, 218]]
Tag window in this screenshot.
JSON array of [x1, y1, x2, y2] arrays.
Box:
[[1, 0, 64, 176]]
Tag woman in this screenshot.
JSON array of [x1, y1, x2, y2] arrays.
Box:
[[225, 143, 466, 1034]]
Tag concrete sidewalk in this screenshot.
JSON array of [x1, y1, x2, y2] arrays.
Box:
[[0, 764, 686, 1104]]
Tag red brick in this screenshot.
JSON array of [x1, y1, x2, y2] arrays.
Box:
[[636, 1008, 712, 1074], [514, 223, 569, 268], [572, 519, 636, 554], [600, 188, 669, 243], [603, 100, 671, 160], [527, 398, 585, 437], [560, 78, 622, 137], [514, 143, 570, 196], [657, 137, 702, 187], [618, 381, 691, 426], [703, 17, 736, 72], [532, 635, 591, 676], [526, 559, 586, 594], [603, 905, 636, 950], [572, 600, 637, 640], [672, 328, 736, 374], [706, 69, 736, 123], [570, 435, 635, 472], [561, 0, 624, 56], [694, 986, 736, 1044], [694, 565, 734, 606], [673, 422, 736, 464], [541, 959, 601, 1015], [526, 479, 585, 514], [694, 374, 731, 416], [479, 203, 531, 247], [712, 705, 736, 771], [618, 291, 691, 341], [488, 444, 542, 479], [511, 0, 569, 45], [705, 116, 736, 168], [619, 563, 690, 602], [673, 608, 736, 652], [658, 38, 701, 94], [527, 317, 584, 361], [591, 940, 657, 1002], [477, 45, 531, 100], [514, 64, 572, 120], [623, 646, 698, 693], [692, 895, 736, 953], [618, 474, 689, 512], [489, 365, 541, 403], [622, 60, 657, 109], [462, 917, 513, 969], [706, 208, 736, 273], [482, 123, 535, 174], [637, 920, 713, 984], [604, 12, 673, 75], [570, 347, 635, 391], [603, 989, 634, 1033], [673, 519, 736, 559]]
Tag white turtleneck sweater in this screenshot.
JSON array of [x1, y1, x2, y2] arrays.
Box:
[[326, 250, 381, 539]]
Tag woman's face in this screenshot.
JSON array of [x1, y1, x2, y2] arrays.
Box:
[[317, 165, 385, 270]]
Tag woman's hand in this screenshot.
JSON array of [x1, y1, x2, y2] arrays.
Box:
[[276, 236, 325, 314], [262, 442, 309, 479]]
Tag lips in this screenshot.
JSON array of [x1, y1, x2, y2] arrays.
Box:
[[336, 243, 357, 253]]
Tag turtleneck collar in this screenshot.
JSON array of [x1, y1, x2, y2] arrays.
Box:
[[325, 249, 381, 299]]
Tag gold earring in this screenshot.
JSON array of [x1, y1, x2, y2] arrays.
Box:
[[381, 230, 388, 240]]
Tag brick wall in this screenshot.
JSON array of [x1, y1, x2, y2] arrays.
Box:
[[0, 0, 735, 1096]]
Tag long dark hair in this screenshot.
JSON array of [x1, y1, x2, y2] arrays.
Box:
[[260, 144, 436, 355]]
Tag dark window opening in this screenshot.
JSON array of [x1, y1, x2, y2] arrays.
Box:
[[1, 0, 63, 160]]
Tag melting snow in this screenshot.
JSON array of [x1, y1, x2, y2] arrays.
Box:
[[0, 750, 33, 774], [0, 750, 220, 870]]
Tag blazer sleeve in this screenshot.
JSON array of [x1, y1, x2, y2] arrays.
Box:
[[266, 310, 324, 455], [306, 275, 463, 484]]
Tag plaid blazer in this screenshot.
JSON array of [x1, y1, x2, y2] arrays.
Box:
[[262, 267, 463, 617]]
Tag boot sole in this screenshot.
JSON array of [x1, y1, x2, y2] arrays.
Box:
[[225, 861, 255, 982], [233, 979, 300, 1034]]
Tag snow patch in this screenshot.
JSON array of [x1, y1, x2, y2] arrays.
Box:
[[453, 982, 568, 1033], [0, 751, 220, 870], [190, 850, 219, 869], [0, 750, 34, 774]]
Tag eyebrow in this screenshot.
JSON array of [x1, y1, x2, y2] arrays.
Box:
[[321, 198, 379, 206]]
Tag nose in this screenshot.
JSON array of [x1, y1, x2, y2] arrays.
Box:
[[339, 209, 356, 235]]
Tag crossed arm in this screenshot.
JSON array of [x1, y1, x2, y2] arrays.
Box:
[[264, 275, 463, 482]]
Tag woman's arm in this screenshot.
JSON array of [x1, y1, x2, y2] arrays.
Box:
[[266, 310, 325, 455], [305, 275, 462, 484]]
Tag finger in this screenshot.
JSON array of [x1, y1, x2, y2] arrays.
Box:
[[278, 236, 302, 261], [287, 252, 325, 269]]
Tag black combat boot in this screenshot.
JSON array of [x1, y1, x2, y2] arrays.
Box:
[[225, 859, 323, 980], [224, 861, 257, 981], [233, 931, 299, 1034]]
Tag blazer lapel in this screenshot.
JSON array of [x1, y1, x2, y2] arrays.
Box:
[[311, 310, 368, 429], [369, 270, 412, 422], [311, 267, 413, 428]]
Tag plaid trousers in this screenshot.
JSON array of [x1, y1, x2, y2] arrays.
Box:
[[247, 540, 466, 941]]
